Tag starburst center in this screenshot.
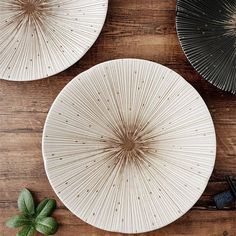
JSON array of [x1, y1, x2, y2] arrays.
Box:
[[121, 136, 136, 152], [224, 13, 236, 37], [113, 127, 150, 157], [22, 2, 37, 15]]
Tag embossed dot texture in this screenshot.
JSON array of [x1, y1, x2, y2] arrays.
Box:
[[42, 59, 216, 234], [177, 0, 236, 94], [0, 0, 108, 81]]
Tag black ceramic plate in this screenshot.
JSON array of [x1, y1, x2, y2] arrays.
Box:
[[176, 0, 236, 94]]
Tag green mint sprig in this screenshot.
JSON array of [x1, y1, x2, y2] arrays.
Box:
[[6, 189, 58, 236]]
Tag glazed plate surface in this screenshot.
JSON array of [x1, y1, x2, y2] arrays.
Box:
[[42, 59, 216, 234], [177, 0, 236, 94], [0, 0, 108, 81]]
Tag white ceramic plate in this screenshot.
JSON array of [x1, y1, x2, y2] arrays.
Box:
[[0, 0, 108, 81], [42, 59, 216, 234]]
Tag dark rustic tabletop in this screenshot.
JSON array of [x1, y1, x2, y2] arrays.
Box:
[[1, 1, 236, 235]]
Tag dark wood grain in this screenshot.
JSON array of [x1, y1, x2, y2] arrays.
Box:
[[1, 0, 236, 235]]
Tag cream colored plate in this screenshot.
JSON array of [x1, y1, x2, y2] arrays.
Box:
[[42, 59, 216, 234], [0, 0, 108, 81]]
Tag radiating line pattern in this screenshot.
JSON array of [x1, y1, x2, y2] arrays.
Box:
[[42, 59, 216, 234], [176, 0, 236, 94], [0, 0, 108, 81]]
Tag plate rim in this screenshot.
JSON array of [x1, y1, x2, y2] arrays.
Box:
[[176, 0, 236, 94], [0, 1, 108, 82], [42, 58, 217, 234]]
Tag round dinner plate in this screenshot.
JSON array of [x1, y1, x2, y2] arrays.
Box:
[[0, 0, 108, 81], [176, 0, 236, 94], [42, 59, 216, 234]]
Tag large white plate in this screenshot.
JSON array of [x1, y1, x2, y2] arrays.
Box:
[[42, 59, 216, 234], [0, 0, 108, 81]]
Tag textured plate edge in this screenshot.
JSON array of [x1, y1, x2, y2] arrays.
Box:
[[175, 0, 235, 95], [41, 58, 217, 234], [0, 1, 109, 82]]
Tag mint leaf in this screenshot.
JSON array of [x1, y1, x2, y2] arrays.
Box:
[[18, 189, 35, 216], [36, 199, 56, 219], [7, 189, 59, 235], [35, 217, 58, 235], [6, 215, 31, 228], [17, 225, 36, 236]]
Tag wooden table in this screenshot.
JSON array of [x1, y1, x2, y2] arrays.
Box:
[[1, 1, 236, 235]]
